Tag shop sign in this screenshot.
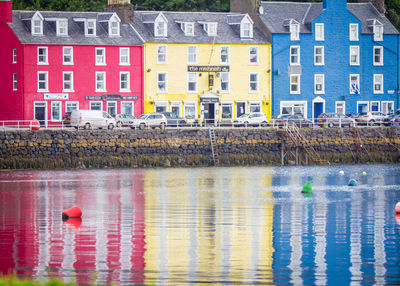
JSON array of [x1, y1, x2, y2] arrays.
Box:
[[85, 95, 138, 101], [44, 93, 68, 100], [188, 66, 230, 72]]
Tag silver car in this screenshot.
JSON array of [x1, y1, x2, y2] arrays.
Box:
[[115, 114, 136, 127], [132, 113, 167, 129], [233, 112, 269, 127], [355, 111, 387, 126]]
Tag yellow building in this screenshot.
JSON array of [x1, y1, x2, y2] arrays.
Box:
[[132, 11, 271, 124]]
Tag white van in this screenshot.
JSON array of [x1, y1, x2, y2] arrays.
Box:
[[70, 110, 116, 130]]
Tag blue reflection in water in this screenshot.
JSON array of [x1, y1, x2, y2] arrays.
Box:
[[0, 165, 399, 285]]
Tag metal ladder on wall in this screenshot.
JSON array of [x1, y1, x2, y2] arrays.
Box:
[[285, 124, 330, 165], [208, 128, 219, 166]]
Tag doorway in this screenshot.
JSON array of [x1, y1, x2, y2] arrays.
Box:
[[203, 103, 215, 124], [34, 102, 46, 126], [236, 102, 246, 118], [314, 102, 323, 122]]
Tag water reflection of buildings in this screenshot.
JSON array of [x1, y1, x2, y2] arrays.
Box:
[[0, 167, 399, 284]]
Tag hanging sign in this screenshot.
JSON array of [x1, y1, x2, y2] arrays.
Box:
[[188, 66, 230, 72]]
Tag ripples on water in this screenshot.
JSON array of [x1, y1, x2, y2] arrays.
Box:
[[0, 165, 399, 285]]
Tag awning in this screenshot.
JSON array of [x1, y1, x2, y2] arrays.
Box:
[[200, 92, 220, 103]]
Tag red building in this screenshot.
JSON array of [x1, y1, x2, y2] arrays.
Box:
[[0, 1, 144, 126]]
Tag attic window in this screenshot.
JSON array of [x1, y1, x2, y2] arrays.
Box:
[[85, 19, 96, 36], [180, 22, 194, 36], [202, 22, 217, 36], [31, 13, 43, 36], [109, 20, 120, 36], [57, 19, 68, 36], [241, 21, 253, 38], [155, 18, 167, 37], [373, 21, 383, 41], [290, 23, 299, 41]]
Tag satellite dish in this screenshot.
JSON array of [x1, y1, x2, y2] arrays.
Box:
[[259, 6, 264, 15]]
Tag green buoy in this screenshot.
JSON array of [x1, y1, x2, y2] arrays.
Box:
[[302, 181, 312, 193]]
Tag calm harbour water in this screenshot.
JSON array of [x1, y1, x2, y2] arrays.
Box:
[[0, 165, 399, 285]]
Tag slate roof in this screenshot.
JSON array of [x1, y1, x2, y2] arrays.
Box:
[[131, 11, 268, 44], [9, 10, 143, 46], [259, 1, 399, 35]]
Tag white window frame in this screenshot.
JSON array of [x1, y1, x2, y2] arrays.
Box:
[[314, 74, 325, 94], [155, 18, 167, 37], [37, 47, 48, 65], [249, 72, 259, 92], [95, 71, 106, 92], [373, 46, 383, 66], [184, 101, 197, 121], [90, 101, 103, 110], [357, 101, 370, 113], [315, 23, 324, 41], [121, 101, 134, 116], [290, 74, 300, 94], [290, 46, 300, 65], [290, 23, 300, 41], [120, 72, 130, 92], [350, 74, 360, 94], [280, 101, 307, 118], [249, 101, 261, 113], [187, 72, 197, 93], [66, 101, 79, 112], [119, 48, 130, 65], [382, 101, 394, 114], [314, 46, 324, 66], [37, 71, 48, 92], [350, 46, 360, 65], [31, 14, 43, 36], [370, 101, 380, 112], [13, 73, 17, 91], [63, 47, 73, 65], [187, 45, 197, 64], [183, 22, 194, 36], [350, 24, 359, 41], [220, 102, 234, 121], [220, 46, 229, 64], [51, 101, 62, 121], [373, 74, 384, 94], [57, 19, 68, 36], [157, 72, 167, 93], [12, 48, 17, 63], [249, 46, 258, 64], [85, 19, 96, 36], [95, 48, 106, 65], [63, 71, 74, 92], [207, 22, 218, 36], [335, 101, 346, 115], [109, 19, 120, 37], [107, 101, 117, 116], [240, 21, 252, 38], [220, 72, 229, 92], [374, 24, 383, 41], [157, 45, 167, 64]]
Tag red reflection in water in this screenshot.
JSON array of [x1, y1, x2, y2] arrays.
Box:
[[0, 170, 147, 285]]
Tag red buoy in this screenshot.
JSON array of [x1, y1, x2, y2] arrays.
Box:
[[62, 206, 82, 220], [30, 119, 40, 130], [395, 202, 400, 214]]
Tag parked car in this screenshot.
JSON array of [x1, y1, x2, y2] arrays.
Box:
[[115, 114, 136, 127], [383, 113, 400, 126], [346, 113, 359, 120], [132, 113, 167, 129], [161, 112, 187, 127], [274, 114, 313, 128], [62, 111, 72, 127], [317, 113, 355, 127], [70, 110, 116, 130], [233, 112, 269, 127], [355, 111, 387, 126]]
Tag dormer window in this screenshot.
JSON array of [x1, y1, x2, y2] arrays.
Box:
[[86, 19, 96, 36], [374, 22, 383, 41], [290, 23, 299, 41], [179, 22, 194, 36], [154, 13, 168, 38], [31, 12, 43, 35], [240, 15, 253, 39], [57, 19, 68, 36], [201, 22, 217, 36], [109, 20, 120, 36]]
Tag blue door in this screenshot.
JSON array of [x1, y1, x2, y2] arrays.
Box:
[[358, 104, 368, 113], [314, 102, 323, 121]]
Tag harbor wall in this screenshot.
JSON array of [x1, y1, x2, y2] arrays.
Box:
[[0, 127, 399, 170]]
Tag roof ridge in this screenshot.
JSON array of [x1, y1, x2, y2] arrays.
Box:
[[302, 3, 312, 24]]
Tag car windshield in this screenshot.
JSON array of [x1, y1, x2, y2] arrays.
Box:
[[125, 115, 135, 119], [239, 113, 250, 118], [138, 114, 148, 119]]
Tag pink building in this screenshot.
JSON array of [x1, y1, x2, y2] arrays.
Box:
[[0, 1, 144, 126]]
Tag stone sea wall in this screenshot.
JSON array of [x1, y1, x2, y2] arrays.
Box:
[[0, 127, 399, 170]]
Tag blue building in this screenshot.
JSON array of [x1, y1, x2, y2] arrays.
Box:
[[233, 0, 400, 119]]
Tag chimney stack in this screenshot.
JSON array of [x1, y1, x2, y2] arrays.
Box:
[[104, 0, 134, 24], [0, 0, 13, 24]]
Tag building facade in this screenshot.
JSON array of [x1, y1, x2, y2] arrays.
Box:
[[0, 1, 144, 126], [257, 0, 399, 119], [131, 11, 271, 124]]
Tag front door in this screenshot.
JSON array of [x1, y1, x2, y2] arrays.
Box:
[[314, 102, 323, 122], [34, 102, 46, 126], [236, 102, 246, 118], [203, 103, 215, 125]]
